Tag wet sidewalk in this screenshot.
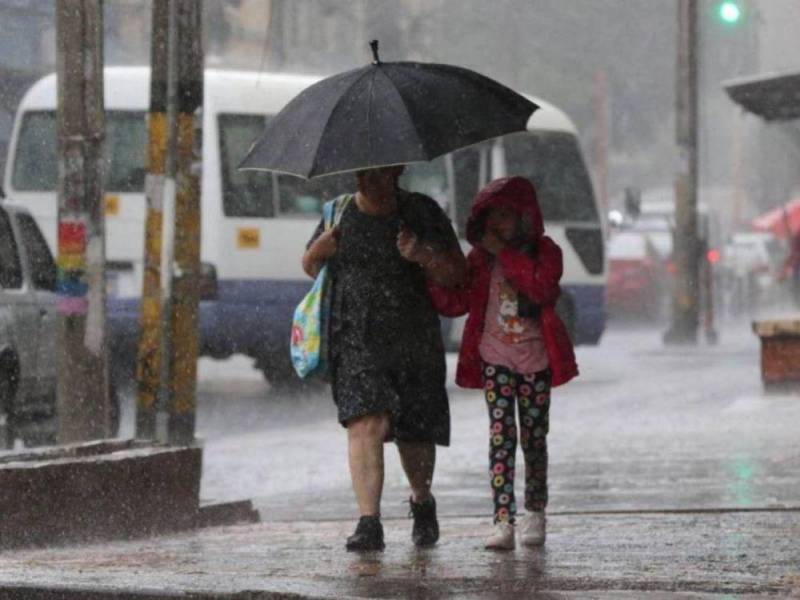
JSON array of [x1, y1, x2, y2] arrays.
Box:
[[0, 508, 798, 598]]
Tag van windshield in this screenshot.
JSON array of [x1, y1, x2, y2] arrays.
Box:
[[450, 131, 599, 236], [502, 131, 599, 223], [12, 110, 147, 193]]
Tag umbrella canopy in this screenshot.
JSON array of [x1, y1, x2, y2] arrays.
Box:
[[751, 198, 800, 239], [239, 42, 538, 179]]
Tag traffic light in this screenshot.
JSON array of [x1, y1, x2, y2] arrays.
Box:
[[717, 1, 742, 25]]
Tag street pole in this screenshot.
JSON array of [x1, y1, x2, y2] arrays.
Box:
[[593, 68, 609, 213], [665, 0, 701, 345], [166, 0, 203, 445], [55, 0, 110, 443], [136, 0, 169, 440]]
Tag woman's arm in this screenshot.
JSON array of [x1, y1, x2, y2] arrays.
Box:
[[302, 226, 339, 278]]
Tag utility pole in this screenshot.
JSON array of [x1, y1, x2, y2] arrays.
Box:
[[665, 0, 701, 345], [137, 0, 169, 439], [137, 0, 202, 445], [55, 0, 110, 443], [166, 0, 203, 445]]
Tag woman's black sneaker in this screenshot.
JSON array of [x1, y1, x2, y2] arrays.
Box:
[[346, 516, 385, 552], [409, 495, 439, 547]]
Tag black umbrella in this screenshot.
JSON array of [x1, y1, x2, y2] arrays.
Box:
[[239, 41, 538, 179]]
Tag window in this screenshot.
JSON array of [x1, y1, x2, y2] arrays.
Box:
[[12, 110, 147, 193], [0, 210, 22, 289], [451, 144, 484, 237], [503, 132, 599, 223], [218, 113, 352, 218], [16, 213, 56, 291], [399, 157, 451, 212], [219, 114, 275, 218]]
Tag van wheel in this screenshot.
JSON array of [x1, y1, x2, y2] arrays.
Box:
[[0, 353, 19, 450], [256, 353, 323, 393], [556, 294, 577, 344]]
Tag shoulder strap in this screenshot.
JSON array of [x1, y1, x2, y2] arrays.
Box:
[[322, 194, 353, 231], [322, 199, 336, 231], [332, 194, 353, 227]]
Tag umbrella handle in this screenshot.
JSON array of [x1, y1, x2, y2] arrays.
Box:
[[370, 40, 381, 65]]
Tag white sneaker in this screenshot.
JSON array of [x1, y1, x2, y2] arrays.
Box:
[[518, 511, 546, 547], [484, 521, 515, 550]]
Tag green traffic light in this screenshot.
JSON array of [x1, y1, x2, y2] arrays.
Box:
[[719, 1, 742, 24]]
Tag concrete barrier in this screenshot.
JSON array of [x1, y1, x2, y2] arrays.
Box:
[[0, 439, 202, 548]]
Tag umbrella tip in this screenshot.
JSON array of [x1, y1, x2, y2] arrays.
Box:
[[370, 39, 380, 65]]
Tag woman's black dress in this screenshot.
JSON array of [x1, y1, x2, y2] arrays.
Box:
[[307, 190, 458, 446]]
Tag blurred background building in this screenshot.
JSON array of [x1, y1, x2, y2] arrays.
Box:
[[1, 0, 799, 228]]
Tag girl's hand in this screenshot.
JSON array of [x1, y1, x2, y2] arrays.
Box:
[[310, 226, 339, 261], [397, 228, 424, 263], [481, 229, 506, 255]]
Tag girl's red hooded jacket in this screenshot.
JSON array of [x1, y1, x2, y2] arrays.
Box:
[[428, 176, 578, 388]]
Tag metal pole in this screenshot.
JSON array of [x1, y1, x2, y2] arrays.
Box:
[[665, 0, 700, 345], [136, 0, 169, 440], [55, 0, 110, 443], [167, 0, 203, 445]]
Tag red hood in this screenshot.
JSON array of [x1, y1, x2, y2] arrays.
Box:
[[466, 176, 544, 247]]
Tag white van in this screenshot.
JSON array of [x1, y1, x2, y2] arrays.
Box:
[[4, 67, 605, 384]]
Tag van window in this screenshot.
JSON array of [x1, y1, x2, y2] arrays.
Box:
[[11, 110, 147, 193], [15, 213, 56, 291], [503, 131, 599, 223], [0, 209, 22, 289], [219, 114, 275, 218], [219, 113, 353, 218]]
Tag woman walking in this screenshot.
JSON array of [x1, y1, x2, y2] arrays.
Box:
[[302, 166, 466, 552], [428, 176, 578, 550]]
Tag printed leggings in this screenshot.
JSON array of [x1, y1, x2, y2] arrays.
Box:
[[483, 363, 551, 523]]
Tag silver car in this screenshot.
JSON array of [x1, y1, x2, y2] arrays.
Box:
[[0, 201, 58, 447]]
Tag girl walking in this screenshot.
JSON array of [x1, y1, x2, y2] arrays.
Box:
[[428, 176, 577, 550]]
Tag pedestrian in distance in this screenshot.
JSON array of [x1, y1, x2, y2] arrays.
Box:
[[302, 166, 467, 552], [428, 176, 578, 550]]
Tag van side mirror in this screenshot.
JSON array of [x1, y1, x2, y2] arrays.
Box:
[[199, 262, 217, 301]]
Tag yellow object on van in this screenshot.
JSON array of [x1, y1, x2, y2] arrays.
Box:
[[237, 228, 260, 249]]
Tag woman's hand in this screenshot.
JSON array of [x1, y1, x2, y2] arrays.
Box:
[[481, 229, 506, 255], [397, 228, 427, 264]]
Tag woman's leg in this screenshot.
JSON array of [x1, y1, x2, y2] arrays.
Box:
[[484, 363, 519, 523], [517, 369, 552, 512], [347, 412, 391, 516], [397, 441, 435, 503]]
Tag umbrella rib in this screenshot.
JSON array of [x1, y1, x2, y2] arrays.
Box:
[[374, 67, 428, 158], [308, 67, 378, 178]]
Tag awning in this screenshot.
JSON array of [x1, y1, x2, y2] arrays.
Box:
[[725, 70, 800, 122]]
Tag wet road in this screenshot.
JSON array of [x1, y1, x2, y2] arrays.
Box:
[[3, 319, 797, 598], [117, 320, 800, 522]]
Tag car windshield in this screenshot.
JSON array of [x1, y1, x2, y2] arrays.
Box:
[[12, 110, 147, 192]]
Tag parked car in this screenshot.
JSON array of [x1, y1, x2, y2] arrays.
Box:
[[606, 231, 668, 320], [0, 201, 119, 448]]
